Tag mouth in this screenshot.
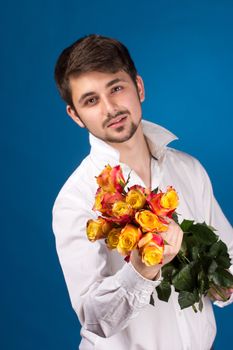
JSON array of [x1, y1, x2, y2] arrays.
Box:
[[107, 115, 128, 128]]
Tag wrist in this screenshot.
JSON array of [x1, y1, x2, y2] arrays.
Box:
[[131, 261, 161, 280], [143, 267, 161, 280]]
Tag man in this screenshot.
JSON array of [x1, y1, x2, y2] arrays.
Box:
[[52, 34, 233, 350]]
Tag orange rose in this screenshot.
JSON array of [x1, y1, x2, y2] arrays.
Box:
[[86, 217, 112, 242], [96, 165, 126, 193], [147, 186, 179, 217], [126, 188, 146, 209], [135, 210, 168, 232], [93, 189, 124, 216], [106, 227, 122, 249], [117, 224, 142, 255], [93, 188, 105, 212], [140, 234, 164, 266]]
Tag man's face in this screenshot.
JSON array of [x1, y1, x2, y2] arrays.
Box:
[[66, 70, 145, 144]]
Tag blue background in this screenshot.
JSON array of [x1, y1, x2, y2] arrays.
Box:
[[1, 0, 232, 349]]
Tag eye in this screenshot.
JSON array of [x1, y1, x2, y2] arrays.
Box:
[[111, 85, 123, 93], [84, 97, 98, 106]]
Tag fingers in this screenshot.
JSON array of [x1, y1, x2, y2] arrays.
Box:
[[208, 287, 233, 301], [161, 219, 183, 248], [130, 247, 161, 280]]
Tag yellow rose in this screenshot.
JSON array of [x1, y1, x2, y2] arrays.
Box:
[[106, 227, 122, 249], [135, 210, 168, 232], [117, 224, 142, 255], [160, 186, 179, 211], [126, 189, 146, 209], [112, 201, 134, 218], [86, 217, 112, 242], [141, 241, 164, 266]]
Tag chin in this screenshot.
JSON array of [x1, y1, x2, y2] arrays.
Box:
[[106, 122, 139, 143]]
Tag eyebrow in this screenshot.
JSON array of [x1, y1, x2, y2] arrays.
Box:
[[78, 78, 127, 104]]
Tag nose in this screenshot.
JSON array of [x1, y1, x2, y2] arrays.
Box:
[[101, 95, 118, 117]]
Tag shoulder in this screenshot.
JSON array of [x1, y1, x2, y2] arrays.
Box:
[[165, 147, 206, 173], [52, 155, 98, 215], [164, 147, 212, 189]]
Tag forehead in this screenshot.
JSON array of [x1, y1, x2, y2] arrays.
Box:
[[69, 70, 132, 95]]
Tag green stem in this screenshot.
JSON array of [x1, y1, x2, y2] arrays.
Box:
[[182, 254, 191, 264], [177, 252, 191, 264], [207, 289, 216, 301], [192, 304, 198, 313], [210, 284, 228, 302], [177, 253, 185, 264]]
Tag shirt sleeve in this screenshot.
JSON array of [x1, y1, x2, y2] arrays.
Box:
[[198, 161, 233, 307], [52, 186, 162, 338]]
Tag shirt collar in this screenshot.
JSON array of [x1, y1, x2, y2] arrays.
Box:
[[89, 119, 178, 169]]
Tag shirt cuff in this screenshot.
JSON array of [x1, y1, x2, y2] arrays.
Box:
[[129, 261, 163, 284], [116, 262, 162, 297]]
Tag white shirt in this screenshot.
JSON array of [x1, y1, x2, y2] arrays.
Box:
[[52, 120, 233, 350]]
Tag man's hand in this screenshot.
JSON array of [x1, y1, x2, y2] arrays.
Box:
[[208, 286, 233, 302], [130, 219, 183, 280]]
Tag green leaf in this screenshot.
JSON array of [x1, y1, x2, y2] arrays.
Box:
[[172, 262, 196, 291], [172, 211, 179, 224], [156, 281, 172, 302], [198, 270, 209, 294], [202, 221, 217, 232], [151, 187, 158, 194], [178, 290, 198, 310], [209, 268, 233, 288], [208, 240, 228, 258], [190, 223, 218, 245], [190, 246, 199, 260], [216, 255, 231, 269], [161, 264, 178, 282], [124, 170, 132, 190], [208, 260, 218, 274], [207, 240, 231, 269], [180, 239, 187, 256], [180, 219, 194, 232], [149, 293, 155, 306], [201, 256, 214, 272], [198, 298, 203, 312]]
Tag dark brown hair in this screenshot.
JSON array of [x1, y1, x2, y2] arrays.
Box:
[[54, 34, 138, 108]]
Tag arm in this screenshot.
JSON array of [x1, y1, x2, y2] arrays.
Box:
[[52, 188, 161, 338]]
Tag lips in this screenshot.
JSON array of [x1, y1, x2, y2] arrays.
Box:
[[107, 115, 127, 128]]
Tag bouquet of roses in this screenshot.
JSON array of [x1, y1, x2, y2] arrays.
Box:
[[86, 165, 233, 312]]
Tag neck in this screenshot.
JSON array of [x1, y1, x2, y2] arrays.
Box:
[[107, 124, 152, 188]]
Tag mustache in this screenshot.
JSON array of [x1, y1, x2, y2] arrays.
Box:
[[103, 110, 130, 128]]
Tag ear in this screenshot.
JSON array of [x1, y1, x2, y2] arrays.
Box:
[[136, 75, 145, 102], [66, 105, 85, 128]]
